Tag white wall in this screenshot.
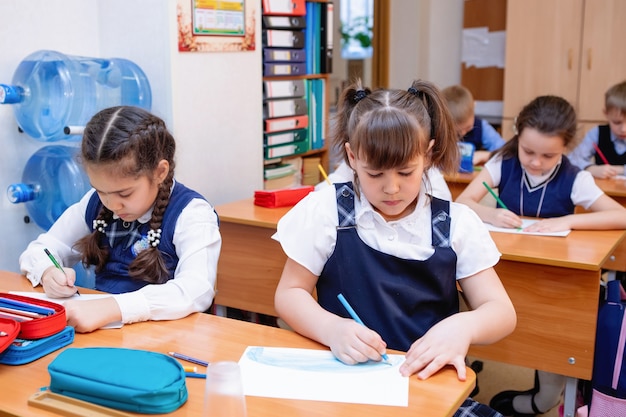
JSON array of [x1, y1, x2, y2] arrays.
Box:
[[389, 0, 464, 90], [0, 0, 262, 272]]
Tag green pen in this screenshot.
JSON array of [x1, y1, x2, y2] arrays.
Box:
[[44, 248, 80, 296], [482, 181, 508, 210], [482, 182, 523, 231]]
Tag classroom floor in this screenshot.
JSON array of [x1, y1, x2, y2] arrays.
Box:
[[469, 356, 561, 417]]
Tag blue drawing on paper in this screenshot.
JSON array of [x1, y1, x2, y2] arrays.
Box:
[[245, 347, 401, 373]]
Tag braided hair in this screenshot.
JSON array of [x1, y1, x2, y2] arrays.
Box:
[[75, 106, 176, 284]]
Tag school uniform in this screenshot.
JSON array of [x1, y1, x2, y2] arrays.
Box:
[[485, 155, 603, 217], [274, 183, 502, 417], [19, 180, 221, 324], [84, 181, 206, 293], [568, 124, 626, 171], [462, 117, 505, 152]]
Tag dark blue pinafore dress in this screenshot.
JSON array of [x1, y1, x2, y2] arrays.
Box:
[[317, 182, 459, 352]]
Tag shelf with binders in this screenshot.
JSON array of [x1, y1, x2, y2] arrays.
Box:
[[261, 0, 333, 189]]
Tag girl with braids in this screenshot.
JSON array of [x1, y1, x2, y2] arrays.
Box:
[[19, 106, 221, 333], [458, 97, 626, 416], [273, 79, 516, 417]]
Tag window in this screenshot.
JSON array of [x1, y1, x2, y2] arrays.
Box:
[[340, 0, 373, 60]]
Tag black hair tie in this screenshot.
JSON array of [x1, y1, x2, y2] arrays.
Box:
[[354, 90, 367, 102], [408, 86, 424, 99]]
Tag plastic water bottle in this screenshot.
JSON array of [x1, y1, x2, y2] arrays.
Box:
[[0, 50, 152, 142], [7, 145, 91, 230]]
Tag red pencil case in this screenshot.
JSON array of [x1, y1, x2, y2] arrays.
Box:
[[254, 185, 314, 208], [0, 293, 66, 339]]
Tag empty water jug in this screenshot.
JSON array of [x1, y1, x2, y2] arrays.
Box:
[[0, 50, 152, 142], [7, 145, 91, 230]]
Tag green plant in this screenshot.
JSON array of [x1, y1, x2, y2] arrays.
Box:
[[340, 16, 372, 48]]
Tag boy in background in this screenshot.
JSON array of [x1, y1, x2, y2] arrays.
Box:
[[568, 80, 626, 179], [443, 85, 505, 166]]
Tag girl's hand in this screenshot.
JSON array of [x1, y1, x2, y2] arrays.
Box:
[[399, 318, 470, 381], [523, 217, 570, 233], [489, 208, 523, 229], [588, 164, 621, 179], [41, 266, 78, 298], [64, 297, 121, 333], [327, 318, 388, 365]]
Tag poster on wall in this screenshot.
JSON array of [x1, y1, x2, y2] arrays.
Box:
[[177, 0, 256, 52]]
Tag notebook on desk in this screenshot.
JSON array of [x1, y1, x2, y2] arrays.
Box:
[[485, 219, 571, 237]]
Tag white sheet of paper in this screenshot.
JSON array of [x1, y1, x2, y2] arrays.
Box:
[[238, 346, 409, 406], [9, 291, 123, 329], [485, 219, 571, 237]]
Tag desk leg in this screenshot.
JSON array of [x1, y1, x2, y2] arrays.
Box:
[[562, 377, 577, 417]]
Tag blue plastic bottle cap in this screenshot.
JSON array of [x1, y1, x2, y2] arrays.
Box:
[[0, 84, 23, 104], [7, 183, 37, 204]]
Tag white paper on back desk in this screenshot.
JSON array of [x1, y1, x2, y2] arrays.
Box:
[[485, 218, 571, 237], [238, 346, 409, 406]]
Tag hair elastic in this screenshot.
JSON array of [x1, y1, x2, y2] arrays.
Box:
[[147, 228, 162, 248], [93, 219, 108, 233], [354, 90, 367, 102], [407, 86, 424, 99]]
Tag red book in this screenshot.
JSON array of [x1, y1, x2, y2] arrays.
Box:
[[254, 186, 314, 208]]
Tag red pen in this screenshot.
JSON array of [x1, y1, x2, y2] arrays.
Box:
[[592, 142, 610, 165]]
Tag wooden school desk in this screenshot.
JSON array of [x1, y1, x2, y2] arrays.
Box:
[[215, 197, 626, 417], [214, 198, 291, 317], [0, 271, 474, 417]]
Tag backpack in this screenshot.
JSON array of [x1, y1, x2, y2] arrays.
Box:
[[587, 279, 626, 416]]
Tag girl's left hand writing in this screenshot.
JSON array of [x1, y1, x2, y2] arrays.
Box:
[[399, 317, 471, 380]]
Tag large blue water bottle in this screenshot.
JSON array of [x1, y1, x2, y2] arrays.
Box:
[[7, 145, 91, 230], [0, 50, 152, 142]]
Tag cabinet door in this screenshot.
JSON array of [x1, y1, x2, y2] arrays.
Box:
[[577, 0, 626, 122], [502, 0, 584, 118]]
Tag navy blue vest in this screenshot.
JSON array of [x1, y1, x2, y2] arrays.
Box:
[[462, 117, 484, 150], [317, 183, 459, 352], [85, 182, 206, 293], [498, 157, 577, 218], [596, 125, 626, 165]]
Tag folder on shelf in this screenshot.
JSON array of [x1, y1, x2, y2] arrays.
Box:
[[264, 62, 306, 76], [254, 185, 314, 208], [264, 128, 308, 146], [264, 114, 309, 133], [262, 0, 306, 16], [304, 2, 316, 74], [263, 98, 308, 119], [309, 78, 325, 150], [262, 15, 306, 29], [263, 79, 306, 100], [320, 2, 334, 74], [264, 138, 310, 158], [263, 29, 305, 49], [263, 48, 306, 63]]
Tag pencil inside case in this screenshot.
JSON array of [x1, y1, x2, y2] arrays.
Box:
[[0, 293, 66, 339]]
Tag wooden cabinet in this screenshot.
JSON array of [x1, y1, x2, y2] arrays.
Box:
[[502, 0, 626, 131]]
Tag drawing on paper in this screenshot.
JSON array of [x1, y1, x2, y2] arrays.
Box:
[[245, 346, 402, 373]]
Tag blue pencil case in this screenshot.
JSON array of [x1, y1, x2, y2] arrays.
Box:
[[0, 325, 74, 365]]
